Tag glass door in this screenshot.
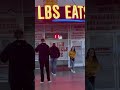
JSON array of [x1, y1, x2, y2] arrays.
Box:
[[70, 39, 85, 67]]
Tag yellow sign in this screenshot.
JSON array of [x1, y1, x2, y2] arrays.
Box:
[[38, 5, 85, 20]]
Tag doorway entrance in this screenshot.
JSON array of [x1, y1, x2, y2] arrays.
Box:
[[68, 39, 85, 67]]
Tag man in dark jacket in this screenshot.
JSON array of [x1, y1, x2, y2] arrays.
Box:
[[0, 30, 35, 90], [35, 39, 51, 83], [50, 43, 60, 76]]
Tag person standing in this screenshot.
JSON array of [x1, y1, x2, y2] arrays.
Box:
[[35, 39, 51, 83], [0, 30, 35, 90], [85, 48, 100, 90], [50, 43, 60, 76], [86, 78, 94, 90], [69, 46, 76, 73]]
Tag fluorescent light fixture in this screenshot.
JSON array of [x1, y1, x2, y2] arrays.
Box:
[[52, 19, 85, 23]]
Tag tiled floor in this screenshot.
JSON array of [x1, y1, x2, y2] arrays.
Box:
[[35, 68, 85, 90], [0, 66, 85, 90], [0, 66, 119, 90]]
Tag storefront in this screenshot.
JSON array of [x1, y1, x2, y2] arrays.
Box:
[[35, 5, 85, 67]]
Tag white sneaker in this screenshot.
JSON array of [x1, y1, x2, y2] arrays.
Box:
[[73, 70, 76, 73], [51, 72, 56, 76], [71, 69, 73, 72], [40, 81, 44, 84], [48, 81, 52, 83], [71, 69, 76, 73], [53, 74, 56, 76]]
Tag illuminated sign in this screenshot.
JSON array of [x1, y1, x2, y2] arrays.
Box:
[[37, 5, 85, 20], [54, 34, 62, 39], [54, 34, 60, 39]]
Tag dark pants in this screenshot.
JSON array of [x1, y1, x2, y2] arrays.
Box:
[[85, 78, 93, 90], [9, 73, 35, 90], [88, 76, 96, 89], [10, 82, 34, 90], [51, 58, 57, 74], [70, 58, 75, 70], [40, 60, 50, 82]]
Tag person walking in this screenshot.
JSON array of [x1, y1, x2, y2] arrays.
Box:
[[35, 39, 51, 83], [69, 46, 76, 73], [50, 43, 60, 76]]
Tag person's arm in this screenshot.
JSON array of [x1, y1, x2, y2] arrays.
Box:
[[69, 51, 73, 59], [48, 45, 50, 55], [29, 46, 35, 71], [49, 47, 51, 55], [73, 52, 76, 58], [95, 62, 101, 72], [35, 45, 39, 53], [68, 51, 70, 56], [57, 47, 60, 58], [88, 62, 100, 75], [0, 44, 10, 63], [75, 52, 76, 57]]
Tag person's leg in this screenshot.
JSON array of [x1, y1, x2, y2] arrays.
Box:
[[23, 80, 35, 90], [70, 59, 75, 73], [71, 60, 74, 70], [51, 58, 54, 73], [45, 60, 50, 81], [40, 61, 44, 82], [53, 58, 57, 74], [72, 59, 75, 71], [10, 81, 22, 90], [23, 73, 35, 90], [70, 58, 72, 69], [10, 86, 22, 90], [23, 84, 34, 90], [88, 76, 96, 89], [85, 78, 93, 90]]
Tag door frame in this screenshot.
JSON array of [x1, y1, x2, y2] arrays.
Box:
[[114, 32, 120, 90], [68, 39, 85, 67]]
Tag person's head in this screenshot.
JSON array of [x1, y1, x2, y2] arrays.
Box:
[[71, 46, 75, 52], [52, 43, 56, 46], [14, 29, 24, 40], [86, 48, 98, 62], [41, 39, 45, 43], [87, 48, 95, 57]]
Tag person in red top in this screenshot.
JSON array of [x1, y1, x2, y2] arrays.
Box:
[[35, 39, 51, 83]]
